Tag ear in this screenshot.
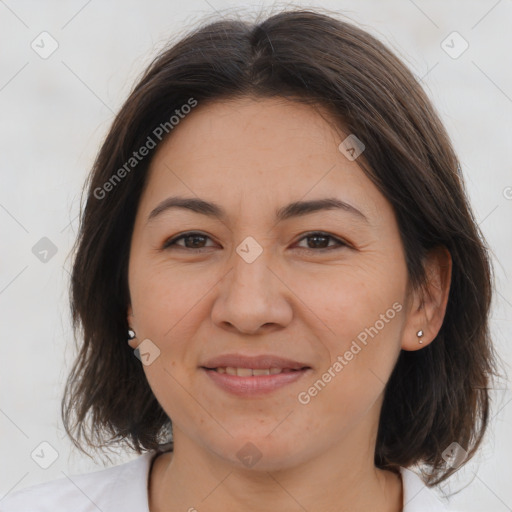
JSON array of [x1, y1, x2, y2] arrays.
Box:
[[401, 245, 452, 351]]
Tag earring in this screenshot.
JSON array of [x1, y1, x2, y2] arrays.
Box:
[[417, 329, 424, 344], [128, 328, 136, 343]]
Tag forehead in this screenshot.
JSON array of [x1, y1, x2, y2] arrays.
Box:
[[140, 96, 390, 225]]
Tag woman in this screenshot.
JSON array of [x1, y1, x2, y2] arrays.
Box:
[[2, 8, 498, 512]]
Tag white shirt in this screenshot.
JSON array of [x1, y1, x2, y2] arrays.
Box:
[[0, 450, 453, 511]]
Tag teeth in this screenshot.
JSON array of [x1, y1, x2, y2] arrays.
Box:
[[213, 367, 298, 376], [253, 368, 271, 376]]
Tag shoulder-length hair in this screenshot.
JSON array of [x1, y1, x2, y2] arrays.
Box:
[[62, 8, 500, 485]]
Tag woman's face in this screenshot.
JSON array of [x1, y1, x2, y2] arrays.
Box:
[[127, 96, 420, 470]]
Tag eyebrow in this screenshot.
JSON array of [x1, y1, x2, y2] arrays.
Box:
[[147, 195, 369, 225]]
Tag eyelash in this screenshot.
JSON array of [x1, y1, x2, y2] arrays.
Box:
[[163, 231, 349, 253]]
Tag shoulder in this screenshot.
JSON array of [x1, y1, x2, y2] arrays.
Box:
[[0, 450, 158, 512], [401, 467, 459, 512]]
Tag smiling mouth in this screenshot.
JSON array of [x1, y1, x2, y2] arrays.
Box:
[[200, 365, 312, 397]]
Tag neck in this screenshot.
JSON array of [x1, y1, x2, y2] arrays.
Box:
[[148, 423, 403, 512]]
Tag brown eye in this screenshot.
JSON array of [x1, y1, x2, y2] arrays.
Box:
[[295, 232, 347, 251], [163, 232, 216, 251]]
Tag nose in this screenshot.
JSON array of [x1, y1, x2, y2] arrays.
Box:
[[211, 244, 293, 335]]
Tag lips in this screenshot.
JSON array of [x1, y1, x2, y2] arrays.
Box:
[[200, 353, 312, 396]]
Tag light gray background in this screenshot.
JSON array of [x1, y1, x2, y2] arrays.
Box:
[[1, 1, 511, 511]]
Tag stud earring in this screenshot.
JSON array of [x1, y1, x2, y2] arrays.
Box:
[[128, 328, 136, 344], [417, 329, 424, 344]]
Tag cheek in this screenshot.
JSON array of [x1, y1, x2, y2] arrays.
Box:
[[130, 259, 215, 339], [290, 262, 405, 408], [295, 317, 402, 443], [289, 257, 405, 340], [129, 264, 210, 402]]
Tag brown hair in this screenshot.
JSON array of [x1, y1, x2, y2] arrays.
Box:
[[62, 8, 500, 485]]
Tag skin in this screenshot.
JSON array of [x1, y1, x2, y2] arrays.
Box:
[[127, 96, 452, 512]]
